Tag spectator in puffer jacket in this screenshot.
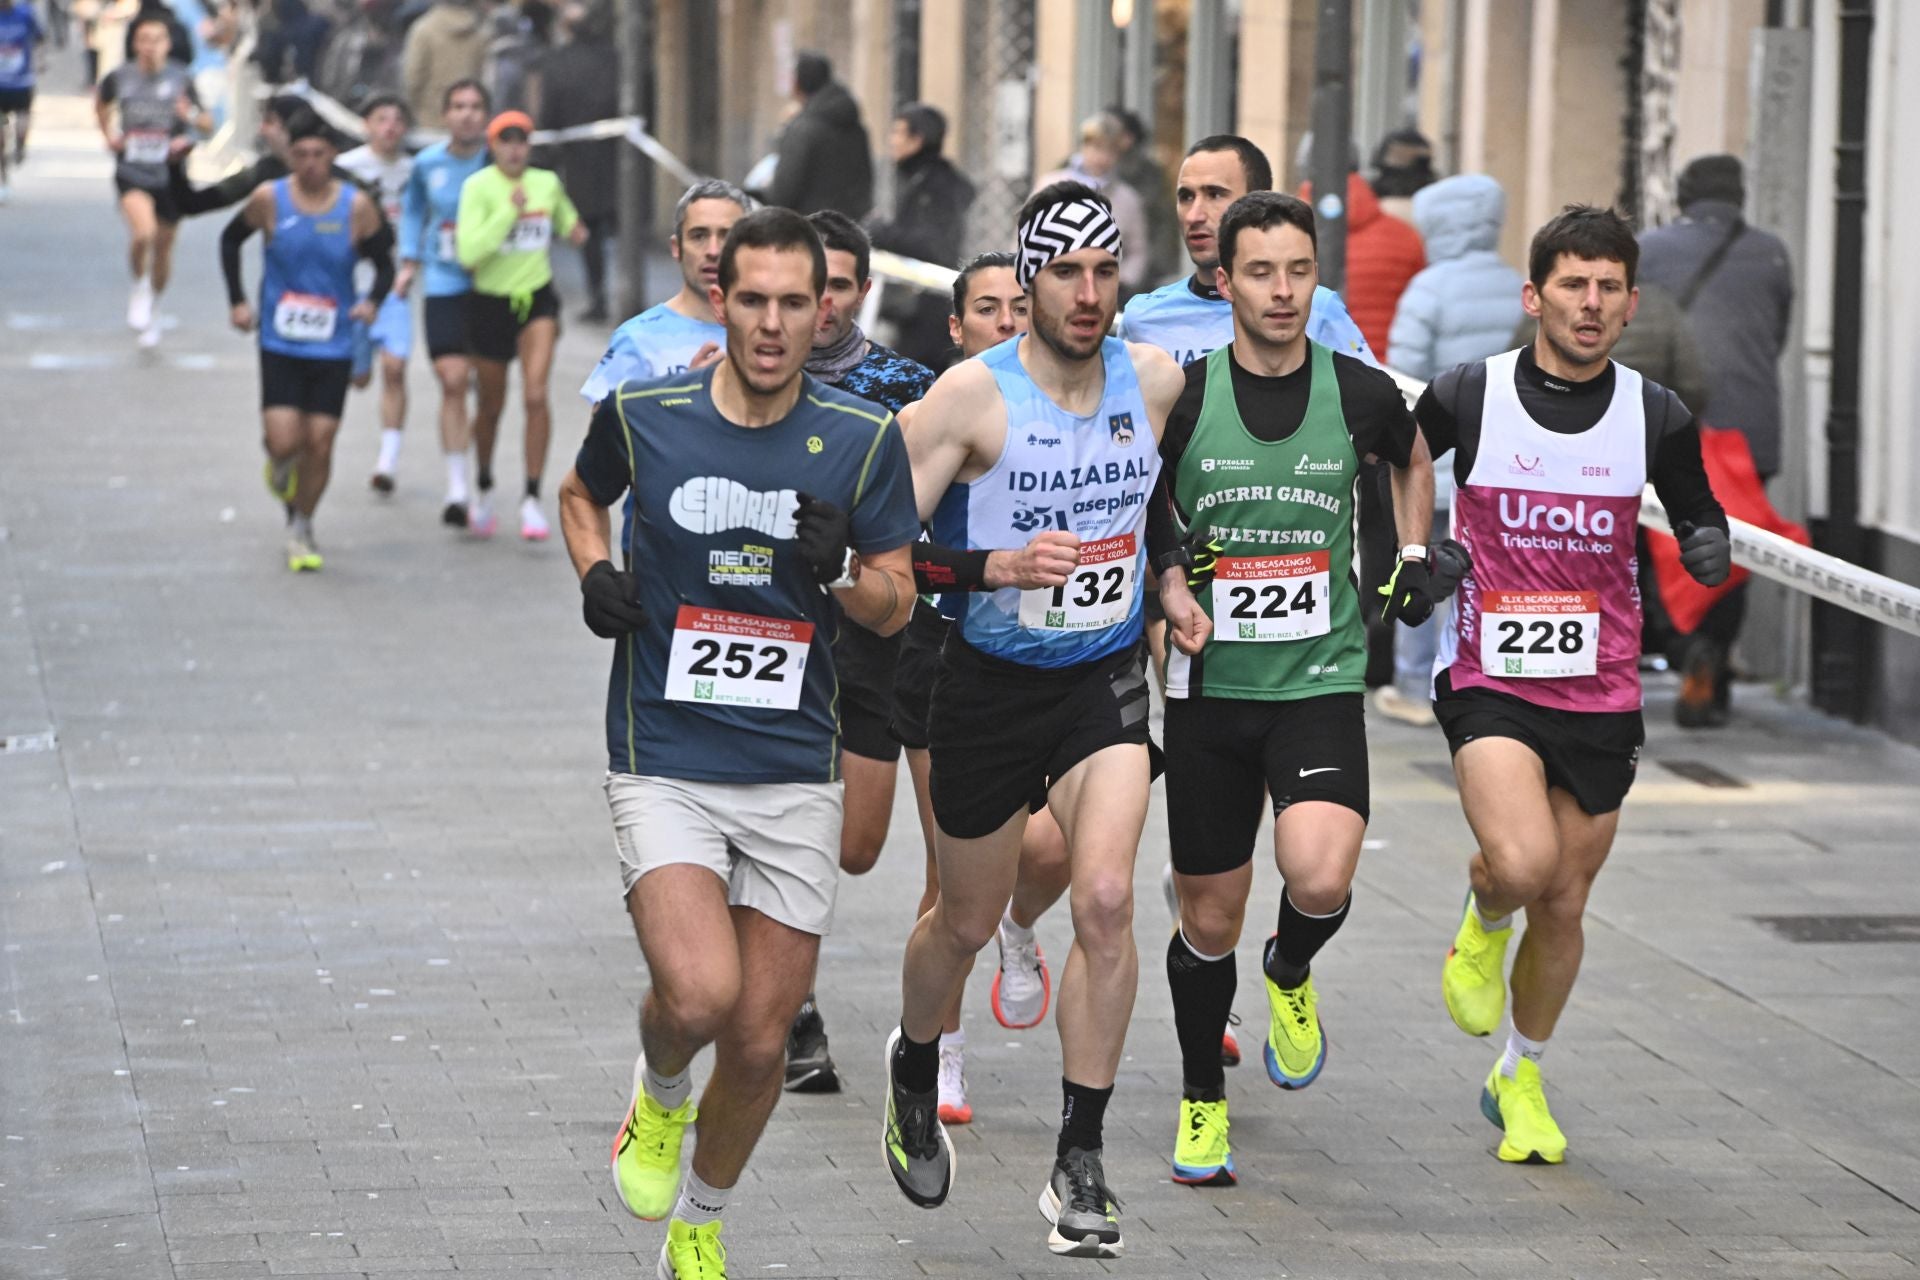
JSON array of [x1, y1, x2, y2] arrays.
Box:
[[1387, 173, 1523, 379], [1299, 169, 1423, 358]]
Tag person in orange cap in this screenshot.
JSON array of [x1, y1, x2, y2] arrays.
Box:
[[453, 108, 586, 540]]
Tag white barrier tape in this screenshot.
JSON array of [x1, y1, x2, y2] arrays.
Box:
[[1641, 492, 1920, 637]]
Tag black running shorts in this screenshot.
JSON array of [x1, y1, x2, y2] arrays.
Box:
[[1432, 669, 1644, 815], [463, 284, 559, 364], [260, 349, 352, 418], [929, 635, 1155, 840], [886, 603, 947, 752], [423, 294, 470, 360], [113, 175, 180, 224], [835, 620, 903, 763], [1164, 692, 1371, 877], [0, 87, 34, 114]]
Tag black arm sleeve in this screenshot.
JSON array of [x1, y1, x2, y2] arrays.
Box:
[[911, 541, 990, 594], [1648, 396, 1728, 533], [358, 222, 396, 306], [174, 160, 266, 217], [220, 210, 255, 307]]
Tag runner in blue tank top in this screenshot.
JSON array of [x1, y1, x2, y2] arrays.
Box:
[[219, 118, 393, 573], [879, 181, 1187, 1260], [396, 79, 491, 529]]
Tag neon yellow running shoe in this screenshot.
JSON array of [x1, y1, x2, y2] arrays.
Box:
[[1170, 1096, 1235, 1186], [611, 1071, 697, 1221], [264, 457, 297, 504], [1480, 1058, 1566, 1164], [656, 1218, 727, 1280], [1442, 892, 1513, 1037], [1262, 966, 1326, 1089]]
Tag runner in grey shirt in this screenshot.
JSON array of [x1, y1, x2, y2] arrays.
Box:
[[94, 15, 206, 348]]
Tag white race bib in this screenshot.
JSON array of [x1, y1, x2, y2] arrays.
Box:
[[436, 220, 457, 262], [1018, 533, 1136, 632], [124, 130, 170, 165], [272, 291, 339, 343], [504, 213, 551, 253], [1481, 590, 1600, 679], [1210, 551, 1331, 642], [663, 606, 813, 711]]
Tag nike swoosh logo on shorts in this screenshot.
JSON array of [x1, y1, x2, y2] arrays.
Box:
[[1298, 767, 1340, 777]]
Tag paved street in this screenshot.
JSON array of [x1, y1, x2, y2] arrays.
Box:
[[5, 88, 1920, 1280]]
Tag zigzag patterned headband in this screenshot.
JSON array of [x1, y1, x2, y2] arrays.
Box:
[[1015, 197, 1124, 289]]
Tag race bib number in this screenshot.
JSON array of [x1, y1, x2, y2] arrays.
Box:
[[1210, 552, 1331, 642], [1482, 590, 1599, 679], [124, 130, 170, 165], [504, 213, 551, 252], [663, 606, 813, 711], [436, 220, 457, 261], [1018, 533, 1136, 632], [272, 291, 339, 343]]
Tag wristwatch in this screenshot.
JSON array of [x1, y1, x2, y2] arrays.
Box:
[[1398, 543, 1429, 562], [828, 548, 861, 589]]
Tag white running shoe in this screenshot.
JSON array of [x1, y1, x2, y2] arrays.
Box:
[[991, 914, 1050, 1029], [127, 279, 154, 331], [520, 495, 550, 541], [137, 320, 162, 350], [936, 1042, 971, 1125], [468, 494, 498, 539]]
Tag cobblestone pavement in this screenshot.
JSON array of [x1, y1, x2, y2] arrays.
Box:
[[4, 87, 1919, 1280]]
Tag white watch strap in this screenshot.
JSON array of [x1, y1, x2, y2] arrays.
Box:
[[827, 548, 858, 590], [1399, 543, 1429, 561]]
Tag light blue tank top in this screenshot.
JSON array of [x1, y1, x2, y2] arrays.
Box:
[[931, 335, 1160, 667], [260, 179, 357, 362], [1118, 281, 1376, 367]]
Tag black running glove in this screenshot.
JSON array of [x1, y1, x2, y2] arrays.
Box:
[[1379, 555, 1436, 626], [1151, 525, 1226, 590], [793, 492, 853, 586], [580, 560, 647, 638], [1428, 537, 1473, 599], [1675, 522, 1732, 586]]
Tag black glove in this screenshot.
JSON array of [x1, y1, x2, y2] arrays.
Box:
[[1151, 524, 1225, 590], [1428, 537, 1473, 599], [793, 491, 852, 586], [1379, 554, 1436, 626], [580, 560, 647, 638], [1675, 521, 1732, 586]]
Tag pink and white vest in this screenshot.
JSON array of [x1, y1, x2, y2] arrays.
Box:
[[1435, 349, 1646, 713]]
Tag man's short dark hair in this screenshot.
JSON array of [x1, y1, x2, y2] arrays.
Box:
[[265, 93, 310, 125], [1016, 179, 1112, 234], [1186, 134, 1273, 193], [895, 102, 946, 157], [794, 51, 831, 96], [357, 93, 411, 124], [1217, 191, 1317, 275], [286, 115, 336, 148], [718, 207, 828, 296], [1528, 204, 1639, 289], [806, 209, 871, 287], [275, 104, 324, 141], [952, 251, 1017, 316], [131, 12, 171, 36], [442, 77, 490, 112]]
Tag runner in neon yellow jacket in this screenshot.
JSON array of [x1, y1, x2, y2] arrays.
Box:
[[453, 110, 587, 542]]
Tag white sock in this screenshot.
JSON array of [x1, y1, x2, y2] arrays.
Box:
[[643, 1061, 691, 1110], [376, 428, 403, 474], [444, 452, 469, 503], [939, 1028, 964, 1052], [1473, 895, 1514, 932], [1499, 1028, 1547, 1078], [290, 512, 312, 538], [672, 1168, 730, 1227], [999, 908, 1033, 941]]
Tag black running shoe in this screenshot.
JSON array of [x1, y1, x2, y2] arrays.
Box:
[[1038, 1146, 1123, 1258], [882, 1026, 953, 1206], [441, 501, 468, 529], [784, 996, 840, 1093]]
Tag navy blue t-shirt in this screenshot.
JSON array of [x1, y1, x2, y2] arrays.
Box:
[[575, 366, 920, 783]]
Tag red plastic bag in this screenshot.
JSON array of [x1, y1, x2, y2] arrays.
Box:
[[1647, 425, 1809, 634]]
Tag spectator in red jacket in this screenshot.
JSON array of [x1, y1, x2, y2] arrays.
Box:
[[1299, 170, 1424, 358]]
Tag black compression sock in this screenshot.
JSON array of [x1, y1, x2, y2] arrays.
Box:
[[1264, 889, 1352, 988], [525, 476, 540, 500], [1057, 1078, 1114, 1157], [1166, 929, 1235, 1095], [891, 1025, 939, 1095]]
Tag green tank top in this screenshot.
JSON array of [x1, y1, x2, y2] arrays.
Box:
[[1166, 342, 1365, 701]]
